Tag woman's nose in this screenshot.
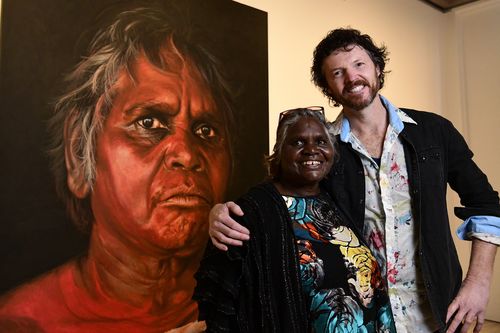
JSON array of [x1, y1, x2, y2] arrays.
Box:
[[302, 142, 319, 155]]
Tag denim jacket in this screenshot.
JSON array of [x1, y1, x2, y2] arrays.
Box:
[[323, 108, 500, 330]]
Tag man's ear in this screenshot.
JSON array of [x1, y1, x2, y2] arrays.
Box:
[[64, 115, 90, 199]]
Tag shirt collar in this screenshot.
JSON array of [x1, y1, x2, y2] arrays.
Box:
[[332, 95, 417, 143]]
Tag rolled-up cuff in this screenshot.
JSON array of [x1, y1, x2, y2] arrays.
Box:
[[456, 215, 500, 245]]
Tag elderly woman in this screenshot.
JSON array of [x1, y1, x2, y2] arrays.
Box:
[[193, 108, 395, 332]]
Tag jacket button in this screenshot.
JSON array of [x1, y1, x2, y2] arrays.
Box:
[[359, 199, 364, 205]]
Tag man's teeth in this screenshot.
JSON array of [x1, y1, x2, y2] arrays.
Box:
[[303, 161, 320, 165], [349, 85, 364, 93]]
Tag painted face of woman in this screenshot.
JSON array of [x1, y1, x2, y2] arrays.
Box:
[[89, 49, 231, 253]]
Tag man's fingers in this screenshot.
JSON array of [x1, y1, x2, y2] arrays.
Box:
[[212, 231, 244, 247], [473, 314, 484, 333], [212, 221, 248, 241], [460, 312, 477, 333], [226, 201, 245, 217], [210, 236, 229, 251], [222, 218, 250, 236], [212, 216, 250, 240], [447, 310, 465, 333], [447, 300, 459, 322], [209, 203, 228, 224], [208, 201, 249, 248]]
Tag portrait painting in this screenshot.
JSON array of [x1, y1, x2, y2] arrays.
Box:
[[0, 0, 268, 331]]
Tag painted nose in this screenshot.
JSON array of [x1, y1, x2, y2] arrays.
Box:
[[163, 129, 203, 172]]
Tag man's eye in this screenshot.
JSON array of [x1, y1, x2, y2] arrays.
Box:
[[318, 139, 327, 145], [194, 124, 217, 140], [356, 62, 365, 67], [137, 117, 167, 130], [333, 70, 342, 77], [293, 140, 304, 146]]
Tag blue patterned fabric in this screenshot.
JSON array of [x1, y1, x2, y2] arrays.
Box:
[[284, 193, 396, 332]]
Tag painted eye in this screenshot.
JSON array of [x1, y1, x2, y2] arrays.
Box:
[[194, 124, 217, 140], [137, 117, 166, 129]]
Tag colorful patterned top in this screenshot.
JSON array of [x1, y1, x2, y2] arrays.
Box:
[[283, 193, 396, 332]]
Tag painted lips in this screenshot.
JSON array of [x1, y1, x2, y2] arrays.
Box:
[[159, 194, 211, 208], [153, 182, 213, 209]]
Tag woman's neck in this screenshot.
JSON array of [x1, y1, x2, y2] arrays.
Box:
[[273, 180, 320, 197]]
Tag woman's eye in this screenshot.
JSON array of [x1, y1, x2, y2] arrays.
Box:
[[293, 140, 304, 146], [137, 117, 166, 130], [195, 124, 217, 140]]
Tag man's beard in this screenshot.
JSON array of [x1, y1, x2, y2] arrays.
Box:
[[331, 78, 380, 111]]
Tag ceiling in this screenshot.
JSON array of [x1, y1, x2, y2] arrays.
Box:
[[419, 0, 481, 12]]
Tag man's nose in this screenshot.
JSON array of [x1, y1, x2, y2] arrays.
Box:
[[345, 68, 358, 83], [163, 129, 203, 172]]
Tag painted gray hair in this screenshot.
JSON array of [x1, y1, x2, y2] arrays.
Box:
[[48, 4, 235, 230]]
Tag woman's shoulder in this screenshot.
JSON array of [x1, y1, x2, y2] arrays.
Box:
[[234, 181, 290, 231], [236, 181, 281, 207]]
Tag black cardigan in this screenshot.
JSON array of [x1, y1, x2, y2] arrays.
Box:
[[193, 182, 309, 332]]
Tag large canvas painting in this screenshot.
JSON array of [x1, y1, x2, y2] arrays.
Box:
[[0, 0, 268, 331]]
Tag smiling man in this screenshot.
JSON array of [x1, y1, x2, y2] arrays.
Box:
[[0, 4, 233, 333]]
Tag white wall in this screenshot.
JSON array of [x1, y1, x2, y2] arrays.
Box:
[[236, 0, 500, 321]]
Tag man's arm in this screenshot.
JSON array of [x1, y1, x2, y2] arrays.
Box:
[[441, 116, 500, 332], [208, 202, 249, 251], [446, 239, 497, 333]]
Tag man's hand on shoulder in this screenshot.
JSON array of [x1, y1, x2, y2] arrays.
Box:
[[208, 202, 249, 251]]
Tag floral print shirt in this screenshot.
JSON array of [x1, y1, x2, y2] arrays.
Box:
[[284, 193, 396, 332], [331, 96, 438, 332]]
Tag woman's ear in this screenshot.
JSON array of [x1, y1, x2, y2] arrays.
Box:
[[64, 115, 90, 199]]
